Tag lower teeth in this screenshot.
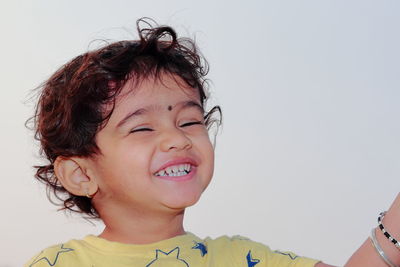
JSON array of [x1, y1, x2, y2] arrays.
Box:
[[158, 170, 189, 177], [170, 171, 188, 176]]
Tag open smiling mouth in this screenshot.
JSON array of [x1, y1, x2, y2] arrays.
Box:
[[154, 164, 193, 177]]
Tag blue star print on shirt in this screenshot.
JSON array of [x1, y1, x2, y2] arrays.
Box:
[[29, 244, 74, 266], [274, 250, 299, 260], [146, 247, 189, 267], [192, 241, 207, 256], [246, 250, 260, 267]]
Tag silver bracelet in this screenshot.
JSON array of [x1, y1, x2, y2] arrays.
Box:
[[370, 228, 399, 267]]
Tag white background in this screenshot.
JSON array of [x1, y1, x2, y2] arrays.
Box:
[[1, 1, 399, 266]]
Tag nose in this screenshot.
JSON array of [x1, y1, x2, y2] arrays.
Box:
[[159, 127, 193, 152]]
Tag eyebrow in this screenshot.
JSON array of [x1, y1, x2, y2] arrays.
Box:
[[116, 100, 204, 128]]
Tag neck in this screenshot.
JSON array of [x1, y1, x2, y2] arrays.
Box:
[[98, 206, 186, 244]]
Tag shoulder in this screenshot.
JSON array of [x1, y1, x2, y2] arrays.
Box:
[[203, 235, 320, 267], [24, 240, 85, 267]]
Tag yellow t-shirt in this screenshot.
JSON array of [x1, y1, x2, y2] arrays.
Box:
[[25, 233, 319, 267]]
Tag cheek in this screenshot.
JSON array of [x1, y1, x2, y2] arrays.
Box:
[[207, 147, 215, 178], [92, 144, 153, 184], [201, 146, 214, 193], [203, 134, 215, 156], [199, 136, 215, 176]]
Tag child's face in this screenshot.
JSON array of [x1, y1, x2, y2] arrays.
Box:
[[86, 73, 214, 214]]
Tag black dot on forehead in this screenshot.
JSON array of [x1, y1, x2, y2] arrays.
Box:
[[167, 105, 172, 111]]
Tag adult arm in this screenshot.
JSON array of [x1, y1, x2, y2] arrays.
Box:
[[315, 193, 400, 267], [344, 193, 400, 266]]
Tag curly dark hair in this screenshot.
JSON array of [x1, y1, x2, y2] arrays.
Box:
[[29, 18, 221, 218]]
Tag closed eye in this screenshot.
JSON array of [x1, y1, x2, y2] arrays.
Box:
[[180, 121, 204, 127], [130, 127, 153, 133]]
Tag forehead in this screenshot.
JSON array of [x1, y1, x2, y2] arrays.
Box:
[[117, 73, 201, 104]]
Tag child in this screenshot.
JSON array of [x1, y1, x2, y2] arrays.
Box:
[[25, 18, 400, 267]]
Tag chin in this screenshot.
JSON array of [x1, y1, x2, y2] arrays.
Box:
[[163, 190, 203, 210]]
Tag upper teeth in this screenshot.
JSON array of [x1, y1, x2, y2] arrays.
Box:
[[155, 164, 192, 177]]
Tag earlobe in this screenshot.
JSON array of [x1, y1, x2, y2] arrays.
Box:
[[54, 156, 98, 197]]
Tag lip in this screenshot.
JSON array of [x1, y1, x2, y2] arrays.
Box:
[[154, 157, 198, 174]]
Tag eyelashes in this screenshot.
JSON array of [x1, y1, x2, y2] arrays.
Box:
[[130, 121, 204, 133], [179, 121, 203, 127], [130, 127, 153, 133]]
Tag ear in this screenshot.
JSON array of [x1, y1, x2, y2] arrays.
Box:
[[54, 156, 98, 197]]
